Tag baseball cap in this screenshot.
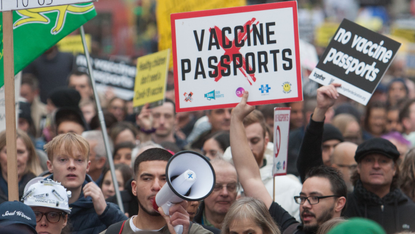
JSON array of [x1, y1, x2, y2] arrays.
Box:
[[0, 201, 37, 234], [22, 178, 71, 214], [355, 138, 400, 162]]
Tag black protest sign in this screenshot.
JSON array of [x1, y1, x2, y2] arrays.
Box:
[[310, 19, 401, 105], [75, 54, 136, 100]]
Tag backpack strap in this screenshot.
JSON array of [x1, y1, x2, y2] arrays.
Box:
[[282, 223, 300, 234], [106, 220, 127, 234]]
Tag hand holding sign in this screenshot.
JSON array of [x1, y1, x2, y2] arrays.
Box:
[[313, 83, 341, 122], [232, 91, 255, 122]]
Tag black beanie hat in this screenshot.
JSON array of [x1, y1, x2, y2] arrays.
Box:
[[54, 107, 89, 131], [48, 87, 81, 108], [322, 124, 344, 143]]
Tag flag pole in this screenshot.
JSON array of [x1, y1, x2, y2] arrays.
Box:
[[79, 26, 124, 213], [3, 11, 19, 201]]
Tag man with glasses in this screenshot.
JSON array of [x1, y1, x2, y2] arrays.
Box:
[[297, 84, 415, 233], [193, 158, 238, 231], [230, 90, 347, 234]]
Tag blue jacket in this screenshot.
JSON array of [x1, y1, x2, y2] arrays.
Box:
[[47, 174, 127, 234]]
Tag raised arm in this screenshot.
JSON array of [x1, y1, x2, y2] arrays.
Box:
[[297, 83, 340, 182], [230, 91, 273, 208]]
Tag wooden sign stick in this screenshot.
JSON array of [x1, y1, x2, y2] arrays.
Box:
[[3, 10, 19, 201]]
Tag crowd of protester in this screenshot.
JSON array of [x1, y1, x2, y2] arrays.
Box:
[[3, 0, 415, 234]]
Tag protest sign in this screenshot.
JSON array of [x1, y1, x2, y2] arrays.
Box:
[[309, 19, 401, 105], [75, 54, 136, 100], [315, 22, 339, 48], [157, 0, 245, 69], [0, 73, 20, 132], [171, 1, 302, 112], [133, 49, 170, 113], [273, 107, 290, 176], [57, 34, 91, 54]]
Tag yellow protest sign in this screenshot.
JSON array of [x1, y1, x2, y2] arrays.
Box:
[[57, 34, 91, 54], [133, 49, 170, 113], [391, 27, 415, 43], [157, 0, 246, 68], [315, 22, 339, 48]]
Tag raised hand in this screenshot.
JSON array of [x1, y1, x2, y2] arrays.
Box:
[[231, 91, 255, 122], [313, 83, 341, 122], [83, 181, 107, 215]]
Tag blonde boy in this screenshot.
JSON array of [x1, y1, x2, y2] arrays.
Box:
[[44, 133, 127, 234]]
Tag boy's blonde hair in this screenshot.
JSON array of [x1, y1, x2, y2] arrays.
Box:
[[44, 133, 90, 161]]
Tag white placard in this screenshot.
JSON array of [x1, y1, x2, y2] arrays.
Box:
[[0, 73, 21, 132], [273, 107, 290, 176], [171, 1, 302, 112]]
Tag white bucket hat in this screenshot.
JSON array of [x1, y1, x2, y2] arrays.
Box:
[[22, 178, 71, 214]]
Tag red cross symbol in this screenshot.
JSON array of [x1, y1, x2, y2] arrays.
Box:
[[210, 18, 258, 85]]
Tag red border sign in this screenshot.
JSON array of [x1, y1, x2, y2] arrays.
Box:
[[171, 1, 302, 112]]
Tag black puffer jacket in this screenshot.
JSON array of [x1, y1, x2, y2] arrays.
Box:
[[0, 171, 36, 204], [343, 180, 415, 234]]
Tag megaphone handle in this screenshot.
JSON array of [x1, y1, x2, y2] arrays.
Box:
[[174, 225, 183, 234], [161, 202, 184, 234]]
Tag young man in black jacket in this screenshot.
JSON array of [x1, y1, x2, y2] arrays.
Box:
[[230, 91, 346, 234], [297, 83, 415, 234]]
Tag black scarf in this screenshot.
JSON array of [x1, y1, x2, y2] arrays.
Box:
[[355, 179, 400, 205]]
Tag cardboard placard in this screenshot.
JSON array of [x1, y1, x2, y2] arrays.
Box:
[[273, 107, 290, 176], [57, 34, 91, 55], [171, 1, 302, 112], [309, 19, 401, 105], [133, 49, 170, 113], [75, 54, 136, 100]]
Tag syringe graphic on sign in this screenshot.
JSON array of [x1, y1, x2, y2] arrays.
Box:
[[209, 18, 259, 85]]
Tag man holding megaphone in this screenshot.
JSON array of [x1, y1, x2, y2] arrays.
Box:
[[101, 148, 213, 234]]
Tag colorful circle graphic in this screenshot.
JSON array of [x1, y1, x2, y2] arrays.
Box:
[[236, 87, 245, 97]]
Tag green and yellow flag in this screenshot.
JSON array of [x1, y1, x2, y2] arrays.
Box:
[[0, 3, 97, 87]]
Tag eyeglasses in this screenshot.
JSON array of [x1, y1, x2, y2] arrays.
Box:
[[212, 183, 237, 193], [294, 195, 340, 205], [34, 211, 65, 223]]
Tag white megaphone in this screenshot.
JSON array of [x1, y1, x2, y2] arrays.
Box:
[[154, 151, 215, 234]]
